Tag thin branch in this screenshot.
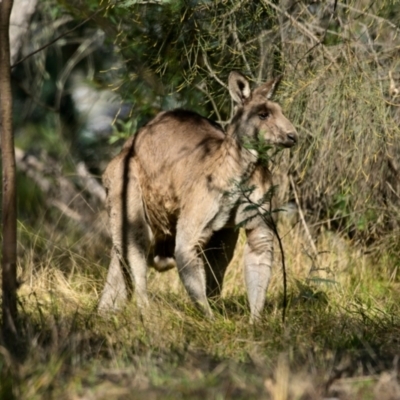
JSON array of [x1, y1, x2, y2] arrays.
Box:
[[15, 148, 104, 225], [76, 162, 106, 203], [336, 2, 400, 34], [289, 175, 318, 257], [196, 82, 222, 122], [220, 0, 249, 18], [230, 15, 255, 79], [11, 9, 103, 69], [201, 50, 227, 89], [127, 0, 164, 4], [389, 70, 400, 99], [55, 30, 103, 110], [245, 28, 273, 46], [270, 209, 288, 324], [11, 75, 58, 112], [49, 199, 83, 222], [261, 0, 339, 67]]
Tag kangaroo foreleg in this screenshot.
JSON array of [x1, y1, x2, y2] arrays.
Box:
[[175, 233, 213, 319]]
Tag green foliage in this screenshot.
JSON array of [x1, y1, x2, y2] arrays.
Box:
[[242, 132, 277, 167], [108, 119, 136, 144]]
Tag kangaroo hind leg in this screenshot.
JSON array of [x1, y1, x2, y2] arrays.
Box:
[[99, 155, 152, 312]]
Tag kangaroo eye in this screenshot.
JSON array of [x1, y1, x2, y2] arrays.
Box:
[[258, 112, 269, 120]]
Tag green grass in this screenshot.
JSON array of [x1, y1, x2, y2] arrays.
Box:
[[1, 221, 400, 399]]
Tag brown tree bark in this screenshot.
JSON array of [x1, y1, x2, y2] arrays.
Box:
[[0, 0, 18, 339]]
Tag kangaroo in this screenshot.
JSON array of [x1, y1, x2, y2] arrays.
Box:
[[98, 71, 297, 321]]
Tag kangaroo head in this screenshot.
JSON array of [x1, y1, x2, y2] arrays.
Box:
[[228, 71, 297, 148]]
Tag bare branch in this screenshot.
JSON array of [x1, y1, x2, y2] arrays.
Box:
[[230, 15, 255, 79], [289, 175, 318, 257], [11, 9, 103, 69], [389, 71, 400, 100], [337, 2, 400, 34], [261, 0, 339, 67], [201, 50, 228, 89], [55, 30, 103, 110], [76, 162, 106, 203], [196, 82, 222, 122], [220, 0, 249, 18], [15, 147, 105, 226]]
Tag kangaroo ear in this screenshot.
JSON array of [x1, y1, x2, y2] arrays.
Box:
[[254, 75, 283, 99], [228, 71, 251, 104]]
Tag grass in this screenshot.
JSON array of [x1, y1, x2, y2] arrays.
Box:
[[1, 217, 400, 399]]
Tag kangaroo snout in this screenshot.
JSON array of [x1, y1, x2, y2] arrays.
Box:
[[285, 131, 298, 147], [287, 132, 297, 146]]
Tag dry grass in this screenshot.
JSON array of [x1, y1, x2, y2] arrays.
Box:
[[1, 215, 399, 399]]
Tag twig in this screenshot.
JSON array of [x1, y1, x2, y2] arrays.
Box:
[[386, 181, 400, 202], [15, 147, 104, 225], [261, 0, 339, 67], [289, 175, 318, 257], [76, 162, 106, 203], [336, 2, 400, 34], [130, 0, 164, 3], [230, 15, 255, 79], [220, 0, 249, 19], [201, 50, 227, 89], [196, 82, 222, 122], [11, 9, 103, 69], [361, 23, 384, 93], [389, 71, 400, 99], [270, 210, 288, 324], [49, 200, 83, 222], [11, 75, 58, 112], [55, 31, 103, 110]]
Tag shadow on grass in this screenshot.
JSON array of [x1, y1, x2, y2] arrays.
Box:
[[0, 288, 399, 399]]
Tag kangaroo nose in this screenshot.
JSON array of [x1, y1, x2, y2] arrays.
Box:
[[287, 132, 297, 144]]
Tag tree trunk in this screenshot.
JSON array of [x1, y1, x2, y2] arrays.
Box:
[[0, 0, 18, 339]]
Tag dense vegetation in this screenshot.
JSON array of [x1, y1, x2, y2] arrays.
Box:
[[2, 0, 400, 398]]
